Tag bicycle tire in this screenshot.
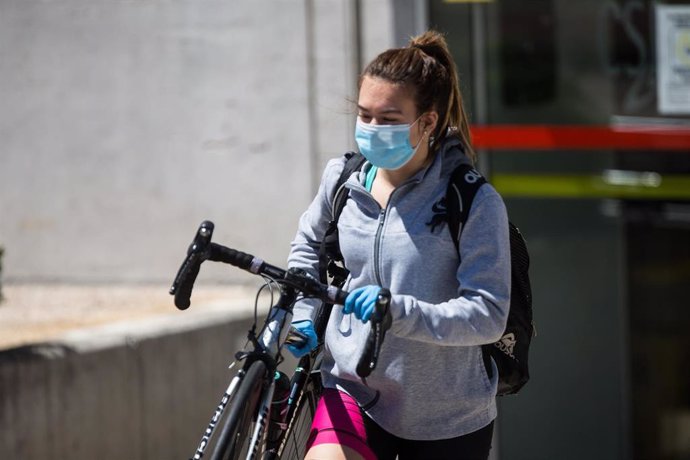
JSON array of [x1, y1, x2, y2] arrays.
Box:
[[211, 360, 267, 460], [276, 370, 321, 459]]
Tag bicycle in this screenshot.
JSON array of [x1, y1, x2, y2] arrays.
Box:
[[169, 220, 392, 460]]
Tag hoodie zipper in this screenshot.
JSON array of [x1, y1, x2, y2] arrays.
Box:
[[373, 208, 386, 285], [371, 182, 418, 286]]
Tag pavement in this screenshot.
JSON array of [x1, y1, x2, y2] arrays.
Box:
[[0, 283, 261, 351]]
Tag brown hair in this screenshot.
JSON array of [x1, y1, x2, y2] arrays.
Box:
[[359, 30, 475, 162]]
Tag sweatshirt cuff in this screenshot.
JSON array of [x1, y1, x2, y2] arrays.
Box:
[[291, 298, 320, 323]]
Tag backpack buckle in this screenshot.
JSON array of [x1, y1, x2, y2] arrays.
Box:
[[327, 260, 349, 287]]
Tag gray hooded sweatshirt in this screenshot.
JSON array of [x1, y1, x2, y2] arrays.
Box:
[[288, 137, 510, 440]]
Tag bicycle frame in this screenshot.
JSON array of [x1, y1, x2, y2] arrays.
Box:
[[170, 220, 391, 460], [190, 287, 297, 460]]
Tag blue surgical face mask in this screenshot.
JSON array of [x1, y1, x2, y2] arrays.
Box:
[[354, 117, 423, 170]]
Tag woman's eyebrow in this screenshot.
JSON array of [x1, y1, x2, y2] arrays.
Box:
[[357, 105, 403, 114]]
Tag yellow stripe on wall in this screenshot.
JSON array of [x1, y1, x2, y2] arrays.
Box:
[[493, 174, 690, 199]]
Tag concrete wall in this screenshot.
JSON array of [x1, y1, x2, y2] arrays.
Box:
[[0, 309, 264, 459], [0, 0, 404, 284], [0, 0, 414, 456]]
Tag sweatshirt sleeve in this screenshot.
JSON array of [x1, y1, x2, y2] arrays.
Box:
[[389, 186, 511, 346], [287, 157, 347, 323]]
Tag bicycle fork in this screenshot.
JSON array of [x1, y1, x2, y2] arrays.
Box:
[[245, 380, 275, 459]]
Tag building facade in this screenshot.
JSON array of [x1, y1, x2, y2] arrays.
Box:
[[1, 0, 688, 458]]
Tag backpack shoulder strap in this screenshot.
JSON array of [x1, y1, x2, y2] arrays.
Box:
[[318, 151, 366, 284], [446, 164, 487, 253], [447, 164, 494, 378], [331, 151, 366, 222]]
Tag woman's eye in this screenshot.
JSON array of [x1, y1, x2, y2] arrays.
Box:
[[357, 114, 403, 124]]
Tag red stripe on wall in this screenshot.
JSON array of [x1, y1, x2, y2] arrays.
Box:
[[470, 125, 690, 150]]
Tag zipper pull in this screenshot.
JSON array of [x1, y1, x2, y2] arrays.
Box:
[[377, 209, 386, 229]]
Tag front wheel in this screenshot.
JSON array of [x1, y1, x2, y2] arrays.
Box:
[[211, 360, 267, 460]]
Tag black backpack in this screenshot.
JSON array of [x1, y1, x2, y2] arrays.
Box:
[[446, 163, 534, 396], [318, 152, 534, 396]]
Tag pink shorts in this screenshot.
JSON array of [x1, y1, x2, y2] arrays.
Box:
[[306, 388, 377, 460]]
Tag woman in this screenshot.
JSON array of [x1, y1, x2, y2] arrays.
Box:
[[287, 30, 510, 460]]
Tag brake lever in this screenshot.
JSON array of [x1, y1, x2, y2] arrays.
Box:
[[169, 221, 215, 309], [356, 288, 392, 379], [284, 327, 309, 348]]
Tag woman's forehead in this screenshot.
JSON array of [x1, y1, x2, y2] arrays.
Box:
[[358, 76, 415, 113]]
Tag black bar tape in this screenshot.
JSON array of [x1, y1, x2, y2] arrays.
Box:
[[356, 327, 378, 378], [355, 288, 391, 378], [169, 220, 216, 310], [208, 243, 256, 270], [171, 252, 203, 310], [333, 287, 348, 306]]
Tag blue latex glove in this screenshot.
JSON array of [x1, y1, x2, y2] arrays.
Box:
[[344, 285, 382, 323], [286, 320, 318, 358]]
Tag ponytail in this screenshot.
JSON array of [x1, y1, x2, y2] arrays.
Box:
[[409, 32, 475, 162], [361, 30, 476, 163]]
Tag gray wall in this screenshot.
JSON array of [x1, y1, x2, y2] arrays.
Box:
[[0, 0, 400, 284], [0, 311, 259, 459]]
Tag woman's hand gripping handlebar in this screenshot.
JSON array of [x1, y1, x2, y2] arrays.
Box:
[[169, 220, 392, 378], [355, 288, 391, 379], [286, 287, 392, 379]]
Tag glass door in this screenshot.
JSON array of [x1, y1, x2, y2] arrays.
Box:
[[429, 1, 690, 458]]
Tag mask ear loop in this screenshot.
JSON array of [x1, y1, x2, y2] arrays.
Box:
[[418, 113, 439, 149], [409, 115, 430, 151], [410, 128, 430, 152]]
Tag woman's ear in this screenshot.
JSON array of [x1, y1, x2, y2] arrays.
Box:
[[421, 111, 439, 134]]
